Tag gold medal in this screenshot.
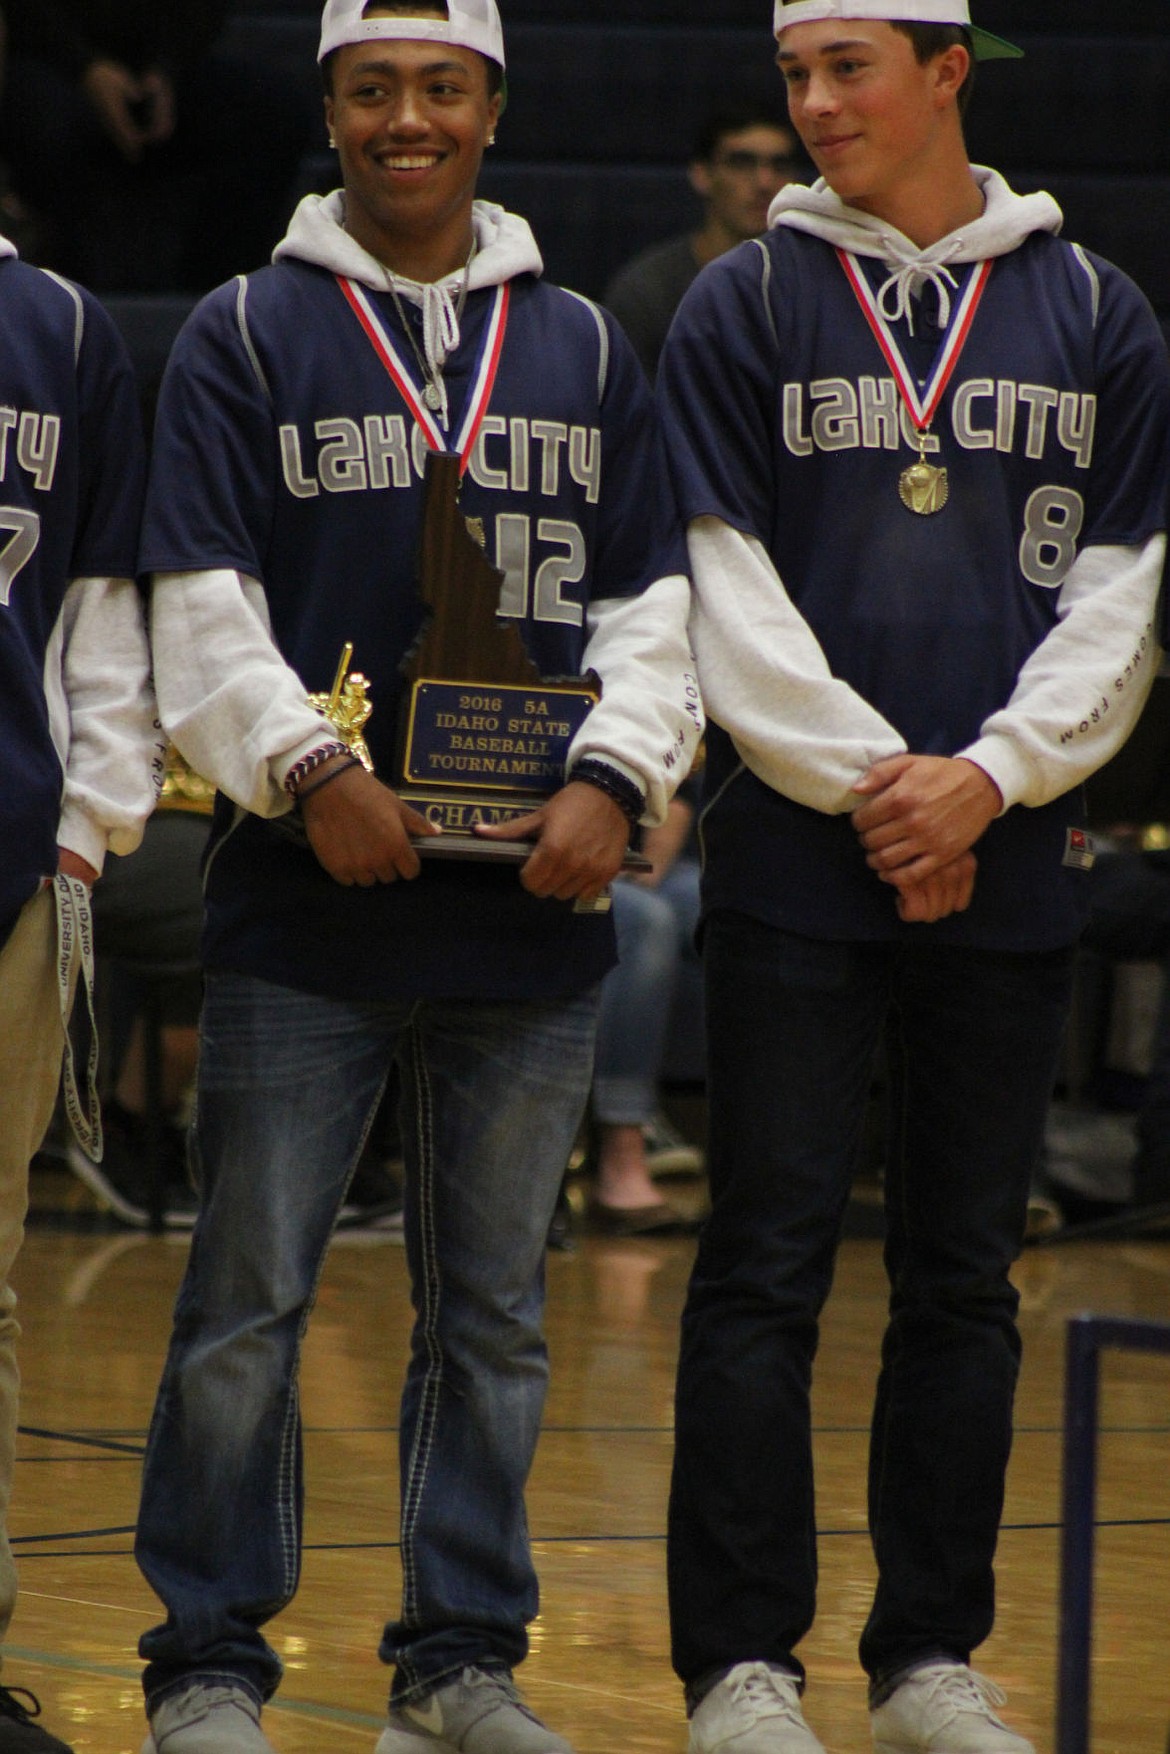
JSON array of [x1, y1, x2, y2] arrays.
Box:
[[899, 435, 949, 516], [836, 251, 994, 525]]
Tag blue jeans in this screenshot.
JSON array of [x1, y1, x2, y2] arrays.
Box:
[[668, 913, 1074, 1694], [136, 970, 598, 1708], [592, 861, 701, 1126]]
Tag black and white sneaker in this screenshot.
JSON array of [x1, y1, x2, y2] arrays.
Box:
[[0, 1684, 74, 1752]]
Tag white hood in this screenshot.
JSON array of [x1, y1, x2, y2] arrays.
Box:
[[767, 164, 1062, 329], [275, 191, 542, 426], [276, 189, 542, 291]]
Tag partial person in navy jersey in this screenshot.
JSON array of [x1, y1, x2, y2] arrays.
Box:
[[659, 4, 1170, 1753], [130, 3, 702, 1752], [0, 241, 157, 1750]]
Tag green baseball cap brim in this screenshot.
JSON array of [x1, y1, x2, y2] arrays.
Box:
[[969, 25, 1024, 59]]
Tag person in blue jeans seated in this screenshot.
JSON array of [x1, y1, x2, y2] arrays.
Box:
[[657, 2, 1170, 1751], [65, 798, 206, 1230], [130, 2, 702, 1751], [587, 785, 704, 1236], [1039, 836, 1170, 1227]]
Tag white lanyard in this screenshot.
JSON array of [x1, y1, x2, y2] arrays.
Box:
[[53, 872, 102, 1161]]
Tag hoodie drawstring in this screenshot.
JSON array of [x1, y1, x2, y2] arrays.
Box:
[[876, 239, 964, 334], [384, 241, 475, 428]]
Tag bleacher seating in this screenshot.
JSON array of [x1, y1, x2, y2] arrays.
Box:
[[213, 0, 1170, 334], [104, 5, 1169, 427]]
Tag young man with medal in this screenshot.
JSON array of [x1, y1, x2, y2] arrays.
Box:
[[131, 3, 701, 1752], [659, 4, 1170, 1752]]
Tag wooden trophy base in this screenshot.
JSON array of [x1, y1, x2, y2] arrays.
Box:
[[411, 831, 651, 875]]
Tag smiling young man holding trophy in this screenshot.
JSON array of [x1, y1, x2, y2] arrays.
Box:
[[131, 4, 701, 1751]]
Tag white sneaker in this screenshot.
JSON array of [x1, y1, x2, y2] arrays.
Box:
[[870, 1662, 1035, 1753], [375, 1667, 574, 1752], [688, 1663, 827, 1753], [141, 1681, 277, 1753]]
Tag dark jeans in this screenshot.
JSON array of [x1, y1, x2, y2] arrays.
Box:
[[668, 912, 1074, 1692]]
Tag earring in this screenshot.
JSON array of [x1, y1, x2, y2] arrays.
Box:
[[487, 134, 496, 146], [328, 135, 337, 149]]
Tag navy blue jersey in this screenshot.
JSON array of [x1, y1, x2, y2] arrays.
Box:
[[662, 227, 1170, 950], [143, 258, 687, 1001], [0, 260, 144, 947]]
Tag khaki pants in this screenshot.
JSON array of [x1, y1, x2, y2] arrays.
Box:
[[0, 888, 68, 1656]]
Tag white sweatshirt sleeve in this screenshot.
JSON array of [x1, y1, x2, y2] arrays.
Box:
[[55, 576, 163, 873], [961, 536, 1165, 810], [150, 568, 344, 818], [687, 515, 907, 814], [566, 573, 704, 826]]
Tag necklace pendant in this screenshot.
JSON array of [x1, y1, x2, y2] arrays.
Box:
[[899, 459, 949, 515], [423, 382, 443, 411], [900, 429, 948, 516]]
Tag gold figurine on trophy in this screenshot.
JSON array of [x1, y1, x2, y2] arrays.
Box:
[[308, 643, 375, 773]]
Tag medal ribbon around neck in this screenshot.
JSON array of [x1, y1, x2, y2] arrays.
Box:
[[837, 249, 992, 513], [337, 275, 510, 474], [837, 249, 992, 431]]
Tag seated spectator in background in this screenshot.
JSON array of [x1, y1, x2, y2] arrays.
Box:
[[0, 0, 313, 291], [65, 752, 209, 1230], [1041, 835, 1170, 1227], [586, 784, 704, 1236], [604, 104, 804, 379]]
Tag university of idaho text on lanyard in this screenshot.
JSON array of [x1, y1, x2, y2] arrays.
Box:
[[336, 274, 510, 472], [54, 872, 103, 1160], [837, 249, 993, 516]]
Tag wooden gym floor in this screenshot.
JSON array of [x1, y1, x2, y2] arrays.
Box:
[[8, 1162, 1170, 1754]]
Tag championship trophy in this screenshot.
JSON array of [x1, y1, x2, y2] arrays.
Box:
[[311, 451, 647, 872]]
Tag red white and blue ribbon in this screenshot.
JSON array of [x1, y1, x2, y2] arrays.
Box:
[[837, 249, 992, 435], [337, 276, 510, 473]]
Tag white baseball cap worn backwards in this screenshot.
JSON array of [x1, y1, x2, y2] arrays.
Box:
[[773, 0, 1022, 61], [318, 0, 506, 69]]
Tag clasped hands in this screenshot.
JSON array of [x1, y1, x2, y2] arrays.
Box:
[[850, 754, 1003, 924]]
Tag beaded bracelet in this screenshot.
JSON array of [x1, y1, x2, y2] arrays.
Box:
[[295, 754, 362, 803], [284, 741, 347, 799], [569, 758, 645, 826]]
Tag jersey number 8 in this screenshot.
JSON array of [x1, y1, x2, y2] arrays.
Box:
[[1019, 486, 1084, 590]]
